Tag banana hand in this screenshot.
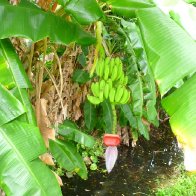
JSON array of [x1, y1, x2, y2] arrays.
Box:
[[87, 95, 101, 105]]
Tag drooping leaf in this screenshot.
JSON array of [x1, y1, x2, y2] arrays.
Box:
[[101, 100, 113, 133], [121, 20, 158, 125], [84, 100, 97, 131], [0, 0, 95, 45], [49, 139, 88, 179], [58, 121, 95, 148], [0, 84, 26, 126], [107, 0, 155, 18], [136, 117, 149, 140], [120, 21, 143, 117], [162, 74, 196, 147], [72, 69, 91, 84], [64, 0, 104, 25], [0, 121, 61, 195], [120, 104, 137, 129], [136, 8, 196, 95]]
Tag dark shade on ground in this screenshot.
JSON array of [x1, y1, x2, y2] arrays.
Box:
[[61, 122, 183, 196]]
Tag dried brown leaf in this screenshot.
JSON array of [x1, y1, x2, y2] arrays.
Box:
[[35, 98, 55, 147], [40, 153, 55, 166], [52, 171, 63, 186], [37, 0, 52, 10]]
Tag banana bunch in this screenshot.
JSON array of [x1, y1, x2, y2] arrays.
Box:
[[87, 80, 130, 105], [88, 57, 130, 105], [96, 57, 128, 86]]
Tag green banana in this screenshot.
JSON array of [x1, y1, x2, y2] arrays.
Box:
[[99, 90, 104, 102], [115, 86, 124, 103], [114, 57, 122, 67], [123, 76, 128, 86], [104, 65, 110, 80], [99, 79, 106, 91], [109, 58, 115, 76], [95, 59, 101, 76], [109, 87, 116, 103], [99, 60, 105, 78], [111, 66, 118, 81], [103, 83, 109, 99], [104, 57, 111, 67], [87, 95, 101, 105], [91, 82, 100, 97], [120, 89, 130, 104], [117, 73, 124, 86], [107, 79, 113, 90], [116, 61, 123, 80]]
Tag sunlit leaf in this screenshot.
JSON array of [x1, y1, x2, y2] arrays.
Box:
[[0, 38, 36, 125], [0, 121, 61, 195], [136, 8, 196, 95], [0, 39, 31, 88], [11, 88, 37, 125], [107, 0, 155, 18], [162, 74, 196, 147], [0, 84, 25, 126]]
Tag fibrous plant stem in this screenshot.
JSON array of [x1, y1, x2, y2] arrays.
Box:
[[90, 21, 102, 77], [112, 104, 117, 134]]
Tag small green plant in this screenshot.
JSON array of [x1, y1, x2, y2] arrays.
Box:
[[49, 120, 96, 180], [78, 139, 104, 171], [155, 165, 196, 196]]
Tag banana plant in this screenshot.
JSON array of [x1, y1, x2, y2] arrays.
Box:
[[0, 0, 105, 193], [105, 0, 196, 170], [87, 57, 131, 173]]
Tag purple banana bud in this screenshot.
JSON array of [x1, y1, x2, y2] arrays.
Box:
[[105, 146, 118, 173]]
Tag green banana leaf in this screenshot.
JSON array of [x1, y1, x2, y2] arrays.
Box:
[[119, 21, 143, 117], [0, 39, 31, 89], [84, 100, 97, 131], [0, 0, 95, 46], [121, 19, 158, 125], [64, 0, 104, 25], [107, 0, 155, 18], [135, 7, 196, 145], [0, 121, 62, 196], [11, 88, 37, 125], [58, 121, 96, 148], [136, 8, 196, 96], [49, 139, 88, 179], [0, 38, 36, 125], [162, 74, 196, 147], [0, 84, 25, 126]]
